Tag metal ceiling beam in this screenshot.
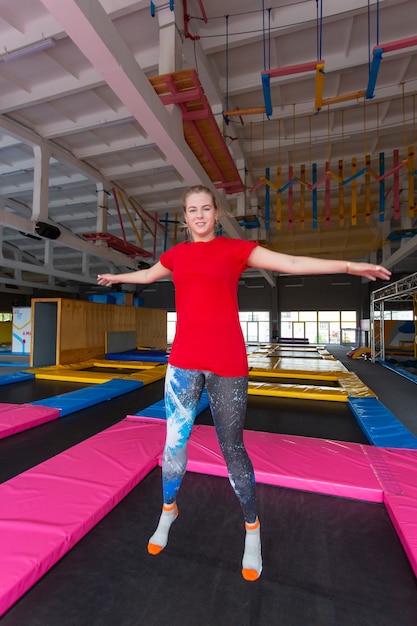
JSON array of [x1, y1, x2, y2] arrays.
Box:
[[39, 0, 275, 287], [0, 208, 138, 273], [39, 0, 212, 188], [381, 233, 417, 270]]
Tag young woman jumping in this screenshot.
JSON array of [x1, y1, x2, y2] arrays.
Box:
[[97, 184, 391, 581]]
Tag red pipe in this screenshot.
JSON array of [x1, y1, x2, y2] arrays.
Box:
[[263, 61, 319, 79], [182, 0, 207, 40], [377, 35, 417, 54], [183, 0, 199, 40], [197, 0, 207, 23], [250, 180, 265, 193], [309, 172, 329, 191], [112, 188, 127, 244], [375, 160, 407, 183]]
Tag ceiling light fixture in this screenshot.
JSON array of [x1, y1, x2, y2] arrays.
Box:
[[1, 38, 55, 62]]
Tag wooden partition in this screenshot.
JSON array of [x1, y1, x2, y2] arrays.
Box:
[[30, 298, 167, 367]]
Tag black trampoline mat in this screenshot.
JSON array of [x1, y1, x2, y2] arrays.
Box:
[[82, 366, 140, 374], [0, 378, 87, 404], [249, 374, 340, 387], [196, 395, 370, 444], [2, 468, 417, 626]]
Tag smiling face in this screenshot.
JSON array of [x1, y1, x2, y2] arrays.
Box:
[[183, 190, 219, 242]]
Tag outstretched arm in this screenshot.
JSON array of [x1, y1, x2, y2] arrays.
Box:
[[97, 261, 171, 287], [247, 246, 391, 282]]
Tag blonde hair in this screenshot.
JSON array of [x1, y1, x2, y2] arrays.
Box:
[[181, 185, 223, 239], [182, 185, 219, 211]]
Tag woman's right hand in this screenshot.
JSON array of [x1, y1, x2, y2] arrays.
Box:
[[97, 274, 120, 287]]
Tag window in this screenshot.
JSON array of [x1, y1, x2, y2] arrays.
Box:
[[167, 312, 177, 344], [373, 310, 413, 320], [239, 312, 270, 343], [280, 310, 357, 344]]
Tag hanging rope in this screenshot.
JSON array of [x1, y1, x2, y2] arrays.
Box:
[[292, 104, 297, 164], [268, 8, 271, 70], [278, 118, 281, 166], [401, 82, 408, 158], [276, 119, 282, 230], [367, 0, 371, 76], [316, 0, 323, 60], [249, 120, 254, 188], [225, 15, 229, 114], [363, 97, 367, 159], [262, 0, 266, 70], [261, 3, 272, 71], [325, 105, 331, 227], [112, 188, 127, 244], [339, 110, 345, 227], [327, 105, 331, 164]]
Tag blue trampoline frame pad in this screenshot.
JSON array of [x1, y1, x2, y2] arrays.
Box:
[[0, 371, 34, 386], [105, 348, 168, 363], [30, 379, 143, 417], [349, 397, 417, 449]]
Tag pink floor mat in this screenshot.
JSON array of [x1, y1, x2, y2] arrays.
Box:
[[0, 419, 165, 617], [0, 403, 61, 439], [2, 417, 417, 617]]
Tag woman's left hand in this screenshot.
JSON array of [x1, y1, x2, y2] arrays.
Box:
[[347, 262, 391, 281]]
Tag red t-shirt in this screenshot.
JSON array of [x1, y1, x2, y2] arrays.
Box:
[[160, 236, 258, 376]]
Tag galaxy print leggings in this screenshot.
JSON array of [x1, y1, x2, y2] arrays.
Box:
[[162, 364, 257, 523]]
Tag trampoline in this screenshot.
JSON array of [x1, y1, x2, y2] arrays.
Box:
[[230, 395, 369, 444], [1, 469, 417, 626], [1, 356, 417, 623], [0, 378, 164, 482], [28, 359, 167, 385], [1, 417, 417, 625]]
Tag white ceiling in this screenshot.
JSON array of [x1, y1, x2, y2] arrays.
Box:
[[0, 0, 416, 295]]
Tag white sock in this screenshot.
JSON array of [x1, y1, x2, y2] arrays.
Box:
[[147, 502, 178, 555], [242, 519, 262, 581]]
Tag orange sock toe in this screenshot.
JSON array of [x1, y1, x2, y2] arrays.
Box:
[[148, 542, 164, 555], [242, 567, 261, 581]]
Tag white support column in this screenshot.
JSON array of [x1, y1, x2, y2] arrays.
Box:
[[44, 238, 53, 268], [157, 3, 182, 75], [96, 183, 109, 233], [94, 183, 110, 251], [236, 192, 246, 217], [32, 145, 51, 223]]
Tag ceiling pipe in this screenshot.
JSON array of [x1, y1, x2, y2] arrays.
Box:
[[183, 0, 208, 40]]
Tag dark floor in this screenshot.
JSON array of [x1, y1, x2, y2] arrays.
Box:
[[327, 344, 417, 437], [2, 469, 417, 626], [1, 346, 417, 625]]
